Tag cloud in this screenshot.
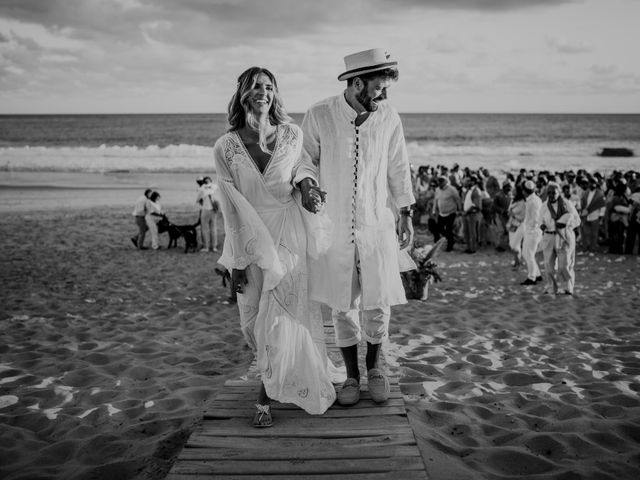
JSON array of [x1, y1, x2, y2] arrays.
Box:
[[0, 0, 399, 49], [427, 34, 463, 54], [383, 0, 579, 11], [590, 64, 617, 75], [546, 36, 592, 54]]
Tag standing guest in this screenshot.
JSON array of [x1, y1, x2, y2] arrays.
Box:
[[562, 183, 581, 212], [564, 170, 583, 201], [492, 182, 512, 252], [462, 175, 482, 254], [195, 176, 205, 246], [538, 182, 581, 295], [580, 178, 606, 253], [562, 183, 582, 242], [607, 182, 630, 254], [520, 180, 543, 285], [131, 188, 151, 250], [507, 184, 526, 269], [625, 192, 640, 254], [433, 175, 461, 252], [295, 48, 415, 407], [449, 163, 463, 192], [145, 191, 164, 250], [195, 176, 220, 252], [484, 169, 501, 199], [478, 178, 493, 248], [214, 66, 340, 426], [412, 167, 432, 227]]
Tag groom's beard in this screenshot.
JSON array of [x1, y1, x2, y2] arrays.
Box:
[[356, 88, 381, 112]]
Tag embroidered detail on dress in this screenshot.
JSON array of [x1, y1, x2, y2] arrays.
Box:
[[297, 388, 309, 398]]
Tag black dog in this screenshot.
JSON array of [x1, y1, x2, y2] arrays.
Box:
[[158, 215, 200, 253], [214, 266, 237, 303]]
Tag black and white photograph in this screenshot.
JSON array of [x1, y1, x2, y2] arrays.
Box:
[[1, 1, 639, 479]]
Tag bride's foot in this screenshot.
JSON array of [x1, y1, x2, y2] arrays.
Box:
[[252, 403, 273, 428]]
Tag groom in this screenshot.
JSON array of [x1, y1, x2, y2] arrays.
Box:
[[294, 48, 415, 406]]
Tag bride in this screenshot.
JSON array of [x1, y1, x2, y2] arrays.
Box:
[[213, 67, 343, 427]]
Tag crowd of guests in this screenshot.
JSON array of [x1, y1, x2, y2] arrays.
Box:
[[130, 175, 221, 251], [411, 163, 640, 262]]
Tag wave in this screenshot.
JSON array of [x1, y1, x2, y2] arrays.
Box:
[[0, 144, 215, 173], [0, 141, 637, 174]]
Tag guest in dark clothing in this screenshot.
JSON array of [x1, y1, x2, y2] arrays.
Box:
[[624, 192, 640, 255], [580, 178, 606, 253], [607, 183, 630, 254], [492, 182, 512, 251]]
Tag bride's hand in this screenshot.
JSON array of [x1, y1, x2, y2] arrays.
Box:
[[299, 178, 326, 213], [231, 268, 248, 294]]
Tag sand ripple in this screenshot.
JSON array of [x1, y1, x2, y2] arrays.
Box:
[[392, 246, 640, 480]]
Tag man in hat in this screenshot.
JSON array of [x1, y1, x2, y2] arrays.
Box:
[[294, 48, 415, 406], [520, 180, 543, 285], [538, 182, 581, 295]]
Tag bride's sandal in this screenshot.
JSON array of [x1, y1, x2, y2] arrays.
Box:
[[252, 403, 273, 428]]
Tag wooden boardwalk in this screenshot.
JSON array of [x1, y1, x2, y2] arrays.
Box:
[[167, 319, 427, 479]]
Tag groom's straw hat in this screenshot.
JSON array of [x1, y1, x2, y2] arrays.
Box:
[[338, 48, 398, 81]]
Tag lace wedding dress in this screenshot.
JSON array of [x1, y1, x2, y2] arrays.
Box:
[[214, 123, 342, 415]]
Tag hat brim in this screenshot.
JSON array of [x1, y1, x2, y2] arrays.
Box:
[[337, 61, 398, 81]]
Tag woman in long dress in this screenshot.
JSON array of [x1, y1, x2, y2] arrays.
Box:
[[214, 67, 340, 427]]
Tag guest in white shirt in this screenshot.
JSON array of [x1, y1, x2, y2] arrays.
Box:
[[131, 188, 151, 250], [520, 180, 543, 285], [195, 176, 220, 252], [538, 182, 581, 295], [145, 191, 164, 250]]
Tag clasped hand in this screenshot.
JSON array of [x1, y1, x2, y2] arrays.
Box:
[[231, 268, 248, 294], [299, 178, 327, 214]]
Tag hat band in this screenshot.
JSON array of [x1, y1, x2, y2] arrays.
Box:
[[338, 61, 398, 80]]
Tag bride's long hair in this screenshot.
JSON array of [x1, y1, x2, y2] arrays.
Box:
[[227, 67, 292, 154]]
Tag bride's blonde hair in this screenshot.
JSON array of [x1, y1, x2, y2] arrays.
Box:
[[228, 67, 291, 153]]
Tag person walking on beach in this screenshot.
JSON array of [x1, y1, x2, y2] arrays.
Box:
[[195, 176, 220, 252], [433, 175, 461, 252], [214, 67, 341, 427], [295, 48, 415, 406], [145, 191, 164, 250], [520, 180, 543, 285], [131, 188, 151, 250], [538, 182, 581, 295]]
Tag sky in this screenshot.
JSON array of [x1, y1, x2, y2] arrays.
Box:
[[0, 0, 639, 114]]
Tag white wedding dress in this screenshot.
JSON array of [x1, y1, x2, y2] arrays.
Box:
[[214, 123, 343, 415]]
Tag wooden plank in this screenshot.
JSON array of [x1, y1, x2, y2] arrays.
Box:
[[195, 414, 407, 431], [203, 405, 407, 419], [214, 388, 403, 401], [167, 316, 428, 480], [168, 472, 427, 480], [190, 425, 410, 441], [178, 445, 420, 461], [184, 432, 417, 450], [204, 397, 406, 410], [171, 457, 426, 475]]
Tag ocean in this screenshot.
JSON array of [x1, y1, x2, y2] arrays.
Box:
[[1, 113, 639, 175]]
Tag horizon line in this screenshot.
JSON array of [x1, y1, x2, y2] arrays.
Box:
[[1, 111, 640, 116]]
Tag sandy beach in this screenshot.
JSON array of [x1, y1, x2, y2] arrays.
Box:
[[1, 175, 640, 479]]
